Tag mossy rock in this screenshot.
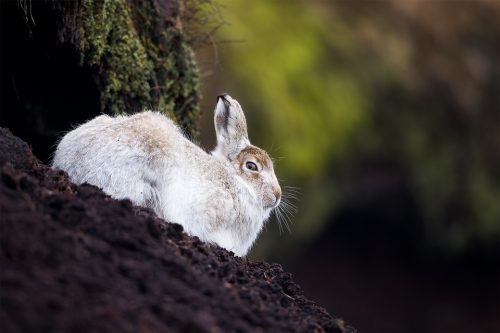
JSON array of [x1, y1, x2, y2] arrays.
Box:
[[23, 0, 200, 137]]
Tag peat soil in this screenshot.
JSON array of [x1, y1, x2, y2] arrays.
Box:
[[0, 127, 353, 333]]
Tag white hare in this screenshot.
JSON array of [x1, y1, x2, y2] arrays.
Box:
[[52, 94, 281, 256]]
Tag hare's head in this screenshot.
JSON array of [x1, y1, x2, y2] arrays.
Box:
[[212, 94, 281, 211]]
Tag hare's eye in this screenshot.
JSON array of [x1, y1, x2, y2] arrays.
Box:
[[245, 161, 258, 172]]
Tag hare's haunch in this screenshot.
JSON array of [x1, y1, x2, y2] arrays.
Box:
[[52, 94, 281, 256]]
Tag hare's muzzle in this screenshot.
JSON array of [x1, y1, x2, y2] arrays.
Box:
[[272, 186, 282, 208]]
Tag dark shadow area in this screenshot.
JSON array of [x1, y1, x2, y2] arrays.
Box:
[[0, 1, 100, 163], [287, 166, 500, 332]]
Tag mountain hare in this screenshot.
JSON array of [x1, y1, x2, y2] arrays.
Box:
[[52, 94, 281, 256]]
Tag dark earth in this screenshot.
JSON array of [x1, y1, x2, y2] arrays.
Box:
[[0, 127, 354, 333]]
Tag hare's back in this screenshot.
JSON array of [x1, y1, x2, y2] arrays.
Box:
[[59, 112, 181, 155], [52, 111, 181, 205], [82, 112, 184, 157], [106, 111, 182, 153]]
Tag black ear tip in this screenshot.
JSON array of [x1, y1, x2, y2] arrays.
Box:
[[217, 93, 229, 102]]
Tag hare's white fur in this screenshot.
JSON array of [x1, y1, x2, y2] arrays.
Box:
[[52, 94, 281, 256]]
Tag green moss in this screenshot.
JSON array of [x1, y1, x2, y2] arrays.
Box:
[[76, 0, 200, 136]]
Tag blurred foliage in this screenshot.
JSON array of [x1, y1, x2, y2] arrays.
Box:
[[210, 2, 368, 179], [198, 0, 500, 257]]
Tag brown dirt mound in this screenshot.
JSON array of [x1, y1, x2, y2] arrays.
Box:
[[0, 127, 354, 333]]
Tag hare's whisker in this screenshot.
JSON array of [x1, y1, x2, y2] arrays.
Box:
[[280, 197, 298, 212], [275, 206, 291, 234], [275, 207, 285, 234], [282, 193, 299, 200]]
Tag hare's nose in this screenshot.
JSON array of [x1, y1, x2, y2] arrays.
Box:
[[273, 186, 282, 207]]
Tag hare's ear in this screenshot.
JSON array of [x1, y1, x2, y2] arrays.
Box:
[[213, 94, 249, 160]]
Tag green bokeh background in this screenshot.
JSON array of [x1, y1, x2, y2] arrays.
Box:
[[196, 0, 500, 260]]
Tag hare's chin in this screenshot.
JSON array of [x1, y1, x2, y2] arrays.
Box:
[[266, 200, 281, 210]]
